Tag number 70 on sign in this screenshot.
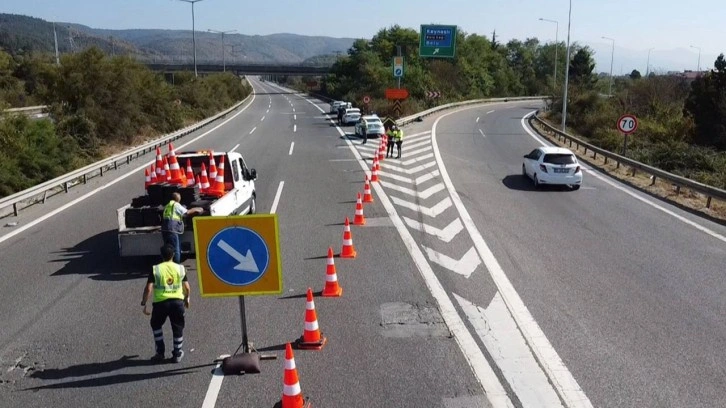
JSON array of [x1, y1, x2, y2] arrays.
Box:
[[617, 114, 638, 134]]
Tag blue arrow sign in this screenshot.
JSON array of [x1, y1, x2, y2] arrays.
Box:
[[394, 68, 403, 77], [207, 227, 270, 286]]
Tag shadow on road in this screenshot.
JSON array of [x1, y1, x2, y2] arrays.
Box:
[[29, 355, 154, 380], [502, 174, 572, 192], [48, 229, 157, 281]]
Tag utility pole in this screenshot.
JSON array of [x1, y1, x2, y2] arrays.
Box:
[[396, 45, 402, 89], [539, 18, 559, 91], [208, 29, 237, 72], [690, 45, 701, 73], [109, 36, 115, 56], [646, 48, 654, 77], [561, 0, 573, 132], [177, 0, 205, 77], [53, 22, 60, 65], [602, 36, 615, 96]]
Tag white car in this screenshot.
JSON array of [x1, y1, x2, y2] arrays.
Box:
[[355, 115, 384, 138], [329, 101, 347, 114], [341, 108, 361, 125], [522, 146, 582, 190]]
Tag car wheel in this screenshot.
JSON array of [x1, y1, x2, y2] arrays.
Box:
[[571, 184, 581, 191], [249, 195, 256, 214], [522, 164, 527, 178], [533, 174, 540, 189]]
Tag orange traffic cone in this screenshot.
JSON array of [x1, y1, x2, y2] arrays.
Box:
[[353, 193, 366, 225], [208, 152, 218, 188], [340, 217, 356, 258], [199, 163, 211, 192], [163, 157, 171, 181], [297, 288, 327, 350], [185, 159, 195, 187], [370, 159, 379, 182], [362, 175, 373, 203], [322, 247, 343, 297], [281, 343, 310, 408], [195, 175, 202, 190], [144, 168, 152, 190], [377, 139, 385, 161], [149, 165, 158, 185], [155, 147, 163, 179], [207, 155, 225, 197], [167, 143, 184, 185]]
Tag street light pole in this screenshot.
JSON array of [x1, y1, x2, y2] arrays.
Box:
[[208, 29, 236, 72], [646, 47, 654, 77], [52, 22, 60, 65], [602, 36, 615, 96], [690, 45, 701, 73], [561, 0, 572, 132], [539, 18, 559, 91], [177, 0, 204, 77]]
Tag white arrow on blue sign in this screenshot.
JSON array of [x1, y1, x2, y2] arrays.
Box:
[[207, 227, 270, 286]]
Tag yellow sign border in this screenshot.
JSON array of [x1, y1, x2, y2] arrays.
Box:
[[193, 214, 283, 297]]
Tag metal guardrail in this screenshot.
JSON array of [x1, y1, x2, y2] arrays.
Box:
[[0, 93, 253, 219], [531, 111, 726, 208]]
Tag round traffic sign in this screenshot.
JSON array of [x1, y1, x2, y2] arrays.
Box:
[[617, 114, 638, 134], [394, 68, 403, 76], [207, 227, 270, 286], [363, 95, 370, 104]]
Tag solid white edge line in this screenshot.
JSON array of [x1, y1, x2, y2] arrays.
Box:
[[289, 142, 295, 156], [433, 104, 593, 407], [0, 82, 259, 246], [250, 127, 257, 134], [294, 89, 514, 408], [270, 181, 285, 214], [201, 364, 225, 408], [520, 112, 726, 244]]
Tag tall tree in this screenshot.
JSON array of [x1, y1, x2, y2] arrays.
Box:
[[569, 48, 596, 87], [684, 54, 726, 150]]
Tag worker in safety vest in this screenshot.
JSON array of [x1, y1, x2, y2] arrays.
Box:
[[394, 127, 404, 159], [386, 126, 396, 158], [141, 244, 191, 363], [360, 118, 368, 145], [161, 192, 203, 264]]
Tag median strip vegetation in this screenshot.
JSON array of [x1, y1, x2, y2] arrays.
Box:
[[0, 47, 251, 198]]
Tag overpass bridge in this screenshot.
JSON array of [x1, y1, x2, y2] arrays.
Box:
[[144, 63, 332, 76]]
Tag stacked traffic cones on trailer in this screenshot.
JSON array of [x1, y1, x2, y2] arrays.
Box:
[[143, 145, 226, 196]]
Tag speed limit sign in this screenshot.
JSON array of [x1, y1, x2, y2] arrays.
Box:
[[363, 95, 371, 104], [617, 114, 638, 134]]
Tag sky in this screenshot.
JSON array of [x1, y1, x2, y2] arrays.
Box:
[[1, 0, 722, 73]]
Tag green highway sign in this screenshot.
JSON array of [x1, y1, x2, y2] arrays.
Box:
[[419, 25, 457, 58]]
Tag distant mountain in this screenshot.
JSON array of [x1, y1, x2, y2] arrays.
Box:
[[585, 41, 721, 75], [0, 13, 355, 65]]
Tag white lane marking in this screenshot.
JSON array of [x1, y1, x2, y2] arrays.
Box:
[[422, 246, 481, 278], [402, 216, 464, 243], [391, 196, 452, 218], [476, 117, 480, 123], [266, 109, 269, 113], [292, 107, 295, 112], [250, 127, 257, 134], [434, 107, 593, 407], [381, 160, 437, 174], [201, 363, 226, 408], [0, 89, 259, 246], [404, 145, 434, 157], [293, 124, 297, 133], [289, 142, 294, 156], [415, 170, 441, 185], [231, 143, 240, 152], [297, 91, 514, 408], [377, 170, 412, 184], [379, 180, 445, 199], [270, 181, 285, 214], [406, 130, 433, 138], [294, 114, 297, 120], [261, 116, 265, 122], [400, 152, 434, 166], [520, 112, 726, 244], [455, 293, 564, 407], [487, 110, 496, 114], [401, 139, 432, 151], [404, 133, 433, 144], [479, 129, 486, 139]]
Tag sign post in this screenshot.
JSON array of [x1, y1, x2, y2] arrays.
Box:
[[616, 114, 638, 156], [419, 25, 457, 58], [193, 214, 283, 371]]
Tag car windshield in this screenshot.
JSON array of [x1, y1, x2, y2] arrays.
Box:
[[543, 153, 576, 165]]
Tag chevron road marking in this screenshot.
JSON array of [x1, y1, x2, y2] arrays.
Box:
[[381, 160, 437, 174], [403, 216, 464, 243], [379, 180, 445, 199], [403, 139, 432, 151], [406, 130, 432, 138], [405, 145, 433, 157], [391, 196, 452, 218], [405, 133, 433, 144], [415, 170, 441, 185], [401, 152, 435, 166], [455, 293, 564, 407], [378, 169, 441, 185], [422, 246, 481, 278]]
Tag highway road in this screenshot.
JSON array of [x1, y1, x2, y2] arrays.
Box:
[[2, 76, 725, 408]]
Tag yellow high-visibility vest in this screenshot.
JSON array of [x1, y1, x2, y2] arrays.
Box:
[[152, 261, 186, 303]]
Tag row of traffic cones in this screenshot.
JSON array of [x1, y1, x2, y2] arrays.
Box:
[[282, 169, 379, 407], [143, 144, 228, 197]]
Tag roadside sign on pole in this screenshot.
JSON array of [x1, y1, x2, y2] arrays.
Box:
[[617, 114, 638, 134], [393, 56, 404, 77], [419, 25, 457, 58], [363, 95, 371, 104], [193, 214, 282, 297]]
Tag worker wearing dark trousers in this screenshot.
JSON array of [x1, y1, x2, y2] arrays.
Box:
[[386, 126, 396, 158], [360, 119, 368, 144], [394, 127, 404, 159], [161, 193, 202, 263], [141, 245, 191, 363]]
